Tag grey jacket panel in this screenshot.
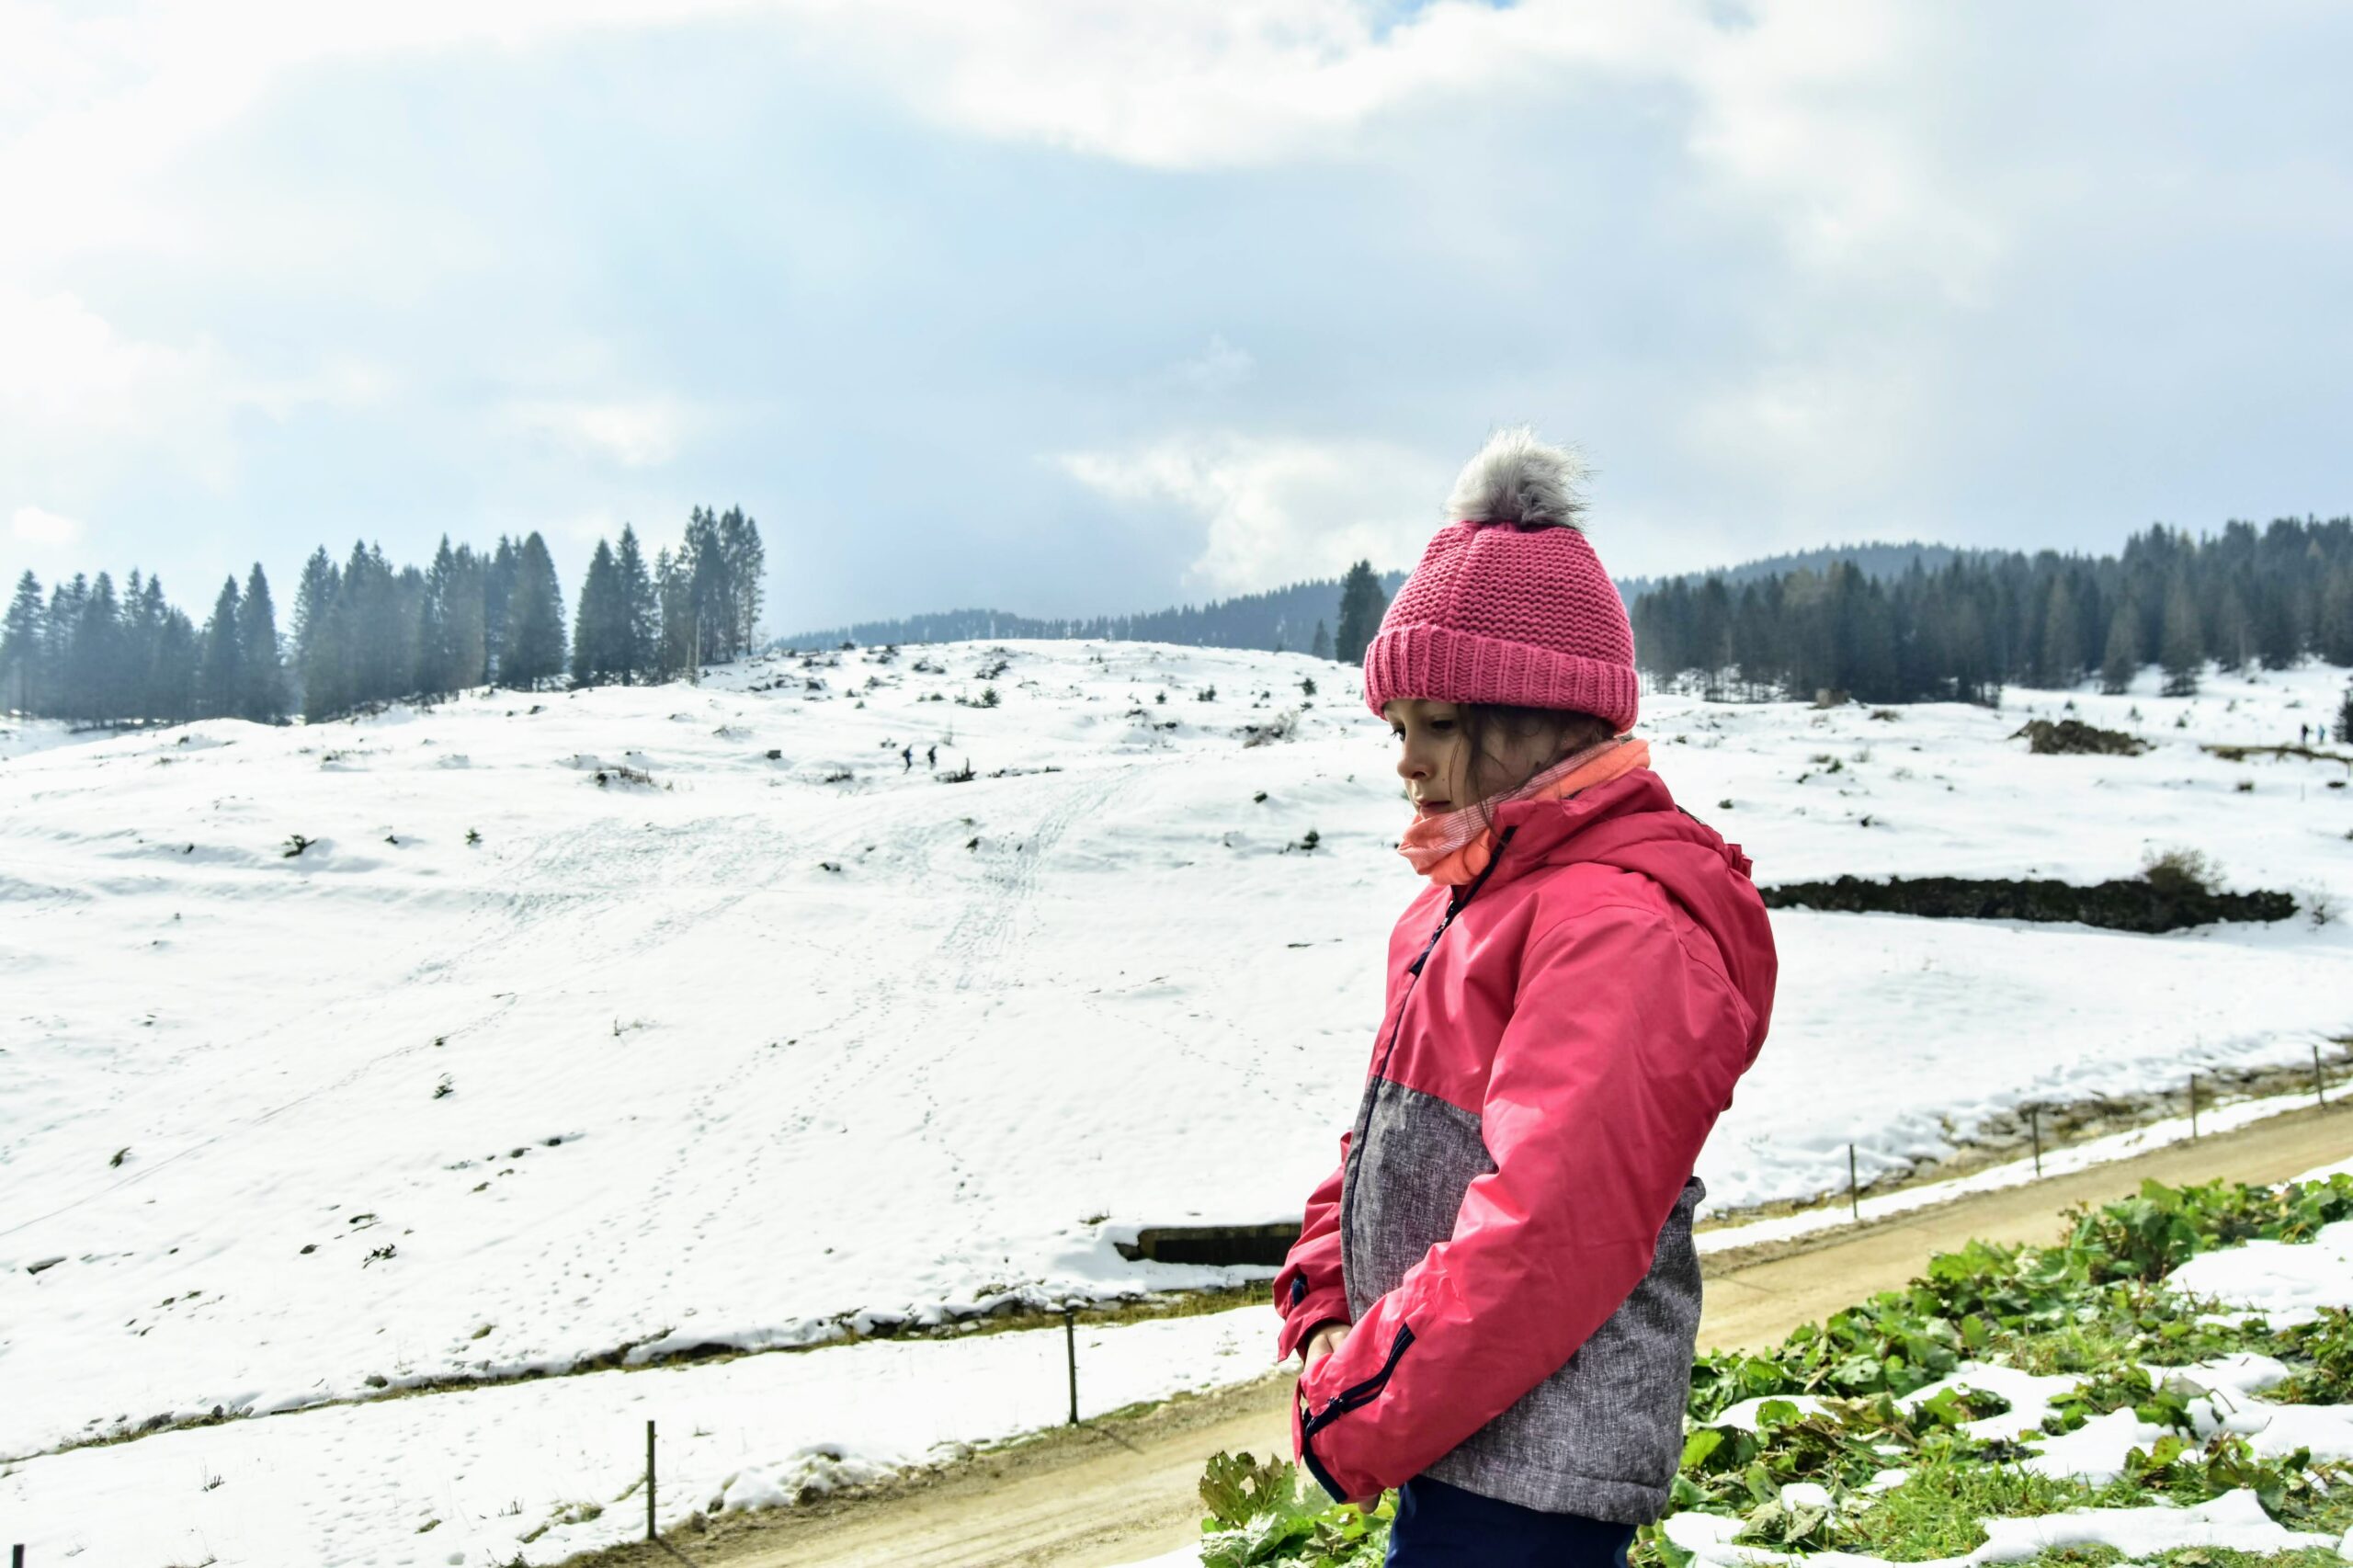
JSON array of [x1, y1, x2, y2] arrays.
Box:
[[1339, 1077, 1705, 1524]]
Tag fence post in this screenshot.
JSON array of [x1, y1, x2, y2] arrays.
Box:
[[14, 1541, 24, 1567], [2029, 1107, 2042, 1177], [646, 1419, 656, 1542], [1847, 1144, 1859, 1222], [1064, 1308, 1080, 1426], [2188, 1074, 2200, 1140], [2317, 1044, 2329, 1109]]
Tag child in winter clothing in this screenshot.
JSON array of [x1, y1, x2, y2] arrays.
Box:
[[1272, 429, 1779, 1565]]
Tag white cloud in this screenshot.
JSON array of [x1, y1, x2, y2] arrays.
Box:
[[1680, 354, 1927, 517], [506, 398, 691, 468], [1056, 431, 1449, 594], [0, 288, 202, 428], [12, 505, 84, 546], [1169, 333, 1256, 394], [0, 286, 389, 497], [0, 2, 2005, 294], [783, 0, 2005, 297]]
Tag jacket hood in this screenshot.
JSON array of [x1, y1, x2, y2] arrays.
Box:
[[1487, 768, 1777, 1052]]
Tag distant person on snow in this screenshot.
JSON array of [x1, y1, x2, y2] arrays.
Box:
[[902, 744, 915, 770], [927, 744, 938, 767], [1272, 428, 1779, 1567]]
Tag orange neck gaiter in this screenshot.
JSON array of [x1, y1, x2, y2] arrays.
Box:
[[1398, 735, 1651, 885]]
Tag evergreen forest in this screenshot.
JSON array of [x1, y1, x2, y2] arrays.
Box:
[[1630, 517, 2353, 703], [1, 506, 764, 726], [7, 512, 2351, 732]]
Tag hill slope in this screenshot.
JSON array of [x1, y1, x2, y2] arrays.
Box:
[[4, 643, 2349, 1469]]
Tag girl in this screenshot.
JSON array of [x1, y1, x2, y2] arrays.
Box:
[[1272, 429, 1778, 1566]]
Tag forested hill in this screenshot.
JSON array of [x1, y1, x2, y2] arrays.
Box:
[[779, 570, 1410, 654], [782, 539, 1960, 655], [1614, 540, 1963, 604], [1631, 517, 2353, 704]]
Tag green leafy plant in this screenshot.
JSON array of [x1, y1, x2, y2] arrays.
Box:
[[2275, 1309, 2353, 1403], [1196, 1451, 1393, 1567], [1202, 1176, 2353, 1564]]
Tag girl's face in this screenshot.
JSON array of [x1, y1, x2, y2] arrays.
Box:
[[1384, 699, 1563, 819]]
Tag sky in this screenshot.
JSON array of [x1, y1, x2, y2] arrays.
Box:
[[3, 1, 2349, 639]]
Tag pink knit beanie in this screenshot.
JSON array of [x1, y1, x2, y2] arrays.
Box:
[[1362, 427, 1638, 731]]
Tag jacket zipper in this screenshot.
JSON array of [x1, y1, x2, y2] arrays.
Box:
[[1300, 1322, 1416, 1438], [1319, 826, 1517, 1420]]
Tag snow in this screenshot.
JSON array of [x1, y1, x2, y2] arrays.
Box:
[[6, 644, 2351, 1561], [1711, 1364, 2075, 1446], [0, 1301, 1271, 1565], [2014, 1362, 2353, 1489], [2165, 1218, 2353, 1327]]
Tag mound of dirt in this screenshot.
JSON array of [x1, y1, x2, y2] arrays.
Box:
[[1759, 872, 2295, 933], [2009, 718, 2149, 756]]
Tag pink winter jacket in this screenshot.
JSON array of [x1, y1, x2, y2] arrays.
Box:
[[1273, 767, 1776, 1521]]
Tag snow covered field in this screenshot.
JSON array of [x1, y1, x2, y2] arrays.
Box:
[[3, 641, 2349, 1562]]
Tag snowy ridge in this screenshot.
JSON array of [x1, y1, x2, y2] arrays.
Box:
[[4, 645, 2349, 1477]]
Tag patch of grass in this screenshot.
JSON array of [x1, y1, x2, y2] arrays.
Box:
[[1838, 1458, 2095, 1560]]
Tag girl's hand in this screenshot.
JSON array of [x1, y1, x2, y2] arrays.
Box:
[[1302, 1320, 1350, 1370], [1298, 1324, 1381, 1508]]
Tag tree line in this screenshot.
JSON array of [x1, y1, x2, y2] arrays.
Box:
[[1630, 516, 2353, 703], [780, 563, 1408, 658], [0, 506, 765, 726]]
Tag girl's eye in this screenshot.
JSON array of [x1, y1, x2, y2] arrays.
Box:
[[1389, 726, 1404, 741], [1428, 720, 1454, 733]]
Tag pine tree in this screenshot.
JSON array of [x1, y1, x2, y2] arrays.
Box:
[[2098, 596, 2139, 695], [153, 609, 199, 722], [502, 531, 566, 688], [422, 539, 488, 693], [654, 546, 696, 681], [237, 563, 284, 721], [571, 540, 623, 687], [681, 506, 728, 665], [2318, 565, 2353, 667], [199, 576, 244, 719], [2039, 576, 2082, 688], [483, 536, 518, 680], [337, 540, 401, 707], [2160, 572, 2202, 697], [120, 570, 159, 720], [2214, 580, 2253, 672], [1335, 561, 1389, 665], [615, 524, 655, 682], [45, 576, 85, 720], [2, 571, 44, 713], [2337, 683, 2353, 745], [292, 548, 344, 721], [1310, 619, 1333, 661], [717, 506, 766, 658], [73, 573, 124, 722]]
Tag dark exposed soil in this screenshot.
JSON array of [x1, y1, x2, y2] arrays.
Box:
[[1759, 871, 2296, 932], [2010, 718, 2148, 756]]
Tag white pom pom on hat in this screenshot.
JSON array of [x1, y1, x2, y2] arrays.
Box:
[[1443, 425, 1589, 531]]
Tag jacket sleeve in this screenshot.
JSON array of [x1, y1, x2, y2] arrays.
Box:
[[1292, 907, 1754, 1504], [1271, 1131, 1352, 1363]]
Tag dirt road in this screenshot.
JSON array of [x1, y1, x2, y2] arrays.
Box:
[[570, 1103, 2352, 1568]]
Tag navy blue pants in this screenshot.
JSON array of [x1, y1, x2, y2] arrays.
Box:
[[1385, 1475, 1636, 1567]]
